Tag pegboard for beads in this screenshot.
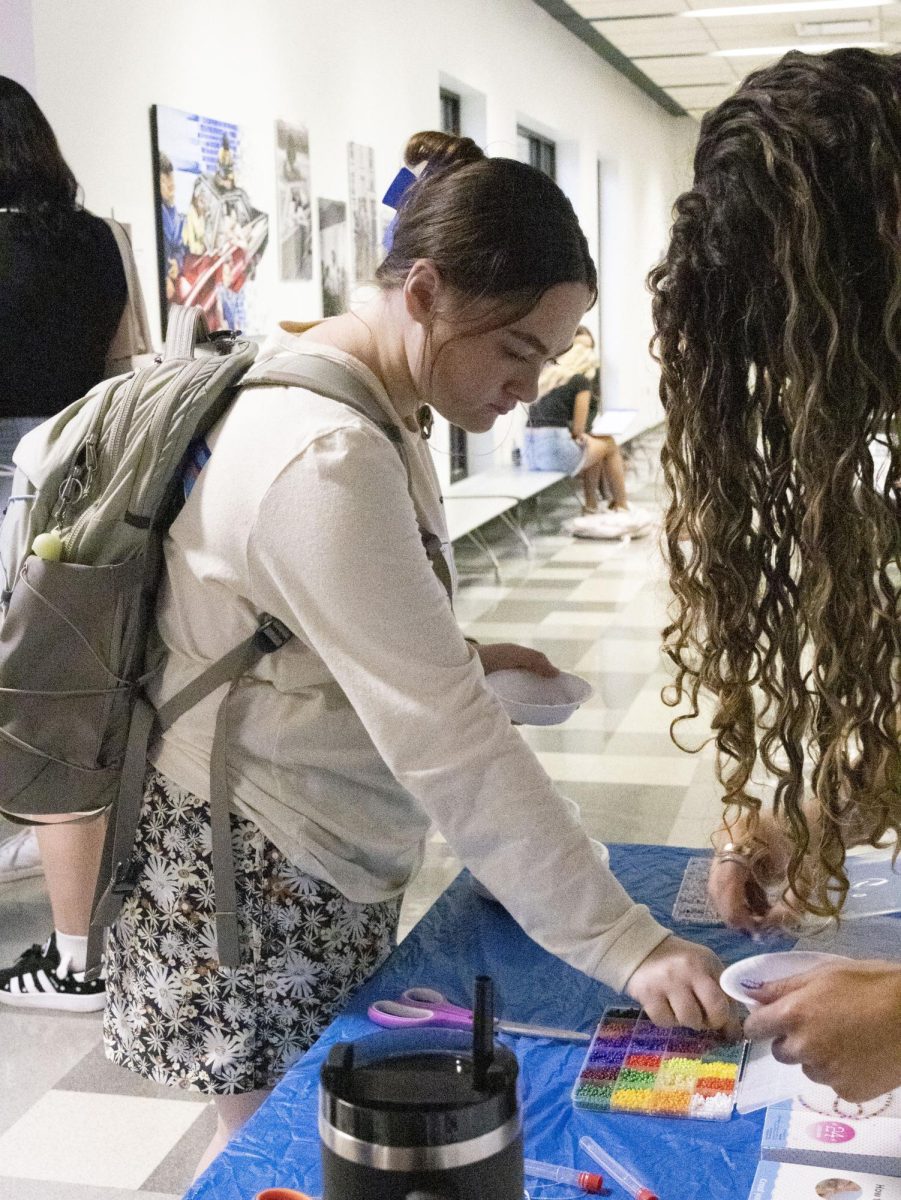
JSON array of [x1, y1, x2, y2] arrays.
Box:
[[571, 1006, 747, 1121], [671, 856, 723, 925]]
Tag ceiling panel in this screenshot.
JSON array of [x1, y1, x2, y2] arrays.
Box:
[[695, 13, 886, 47], [637, 55, 736, 84], [681, 0, 885, 10], [662, 82, 737, 105], [568, 1, 688, 17], [546, 0, 901, 119], [593, 16, 719, 51]]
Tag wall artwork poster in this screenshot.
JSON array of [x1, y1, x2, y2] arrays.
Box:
[[318, 199, 348, 317], [348, 141, 378, 283], [150, 104, 269, 336], [275, 119, 312, 281]]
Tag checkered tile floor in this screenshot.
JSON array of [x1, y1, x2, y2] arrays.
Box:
[[0, 430, 724, 1198]]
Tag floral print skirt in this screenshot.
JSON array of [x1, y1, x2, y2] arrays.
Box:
[[103, 768, 401, 1094]]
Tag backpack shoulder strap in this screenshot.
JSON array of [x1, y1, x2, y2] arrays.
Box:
[[243, 351, 452, 599], [243, 350, 404, 443], [87, 613, 292, 976]]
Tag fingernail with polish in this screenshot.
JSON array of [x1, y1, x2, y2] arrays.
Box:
[[740, 978, 764, 990]]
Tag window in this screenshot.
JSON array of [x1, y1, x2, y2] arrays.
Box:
[[449, 426, 467, 483], [441, 87, 467, 481], [517, 126, 556, 180], [596, 160, 603, 351], [440, 89, 461, 136]]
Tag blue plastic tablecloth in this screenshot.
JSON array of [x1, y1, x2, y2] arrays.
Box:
[[186, 844, 795, 1200]]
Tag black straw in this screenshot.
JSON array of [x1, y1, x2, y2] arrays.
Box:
[[472, 974, 494, 1090]]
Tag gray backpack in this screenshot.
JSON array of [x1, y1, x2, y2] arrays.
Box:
[[0, 306, 448, 973]]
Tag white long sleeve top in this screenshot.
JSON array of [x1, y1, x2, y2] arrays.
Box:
[[148, 324, 669, 992]]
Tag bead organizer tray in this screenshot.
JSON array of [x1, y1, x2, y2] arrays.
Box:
[[571, 1006, 747, 1120]]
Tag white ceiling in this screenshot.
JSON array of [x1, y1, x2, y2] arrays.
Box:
[[563, 0, 901, 119]]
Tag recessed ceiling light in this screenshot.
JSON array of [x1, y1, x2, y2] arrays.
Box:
[[684, 1, 896, 18], [797, 18, 877, 31], [711, 38, 888, 53]]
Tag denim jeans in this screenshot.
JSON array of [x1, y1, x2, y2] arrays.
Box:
[[523, 426, 586, 476]]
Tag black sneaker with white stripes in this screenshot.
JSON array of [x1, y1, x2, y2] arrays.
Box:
[[0, 932, 105, 1011]]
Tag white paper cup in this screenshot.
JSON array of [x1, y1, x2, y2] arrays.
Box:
[[720, 950, 849, 1007], [486, 668, 594, 726]]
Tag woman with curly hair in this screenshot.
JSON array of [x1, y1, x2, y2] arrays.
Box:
[[649, 48, 900, 1101]]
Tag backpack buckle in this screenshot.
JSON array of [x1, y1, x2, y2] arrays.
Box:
[[253, 614, 292, 654], [109, 859, 142, 896], [207, 329, 241, 354]]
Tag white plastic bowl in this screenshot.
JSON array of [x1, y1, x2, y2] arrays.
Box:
[[486, 668, 594, 726], [720, 950, 849, 1008]]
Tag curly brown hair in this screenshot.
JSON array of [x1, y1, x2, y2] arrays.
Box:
[[649, 49, 901, 918]]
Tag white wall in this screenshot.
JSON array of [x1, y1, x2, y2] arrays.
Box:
[[0, 0, 36, 92], [19, 0, 697, 488]]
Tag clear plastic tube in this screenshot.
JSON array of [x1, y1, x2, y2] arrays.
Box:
[[524, 1158, 604, 1194], [579, 1136, 659, 1200]]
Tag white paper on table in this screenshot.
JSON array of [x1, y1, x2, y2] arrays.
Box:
[[793, 914, 901, 959], [749, 1159, 901, 1199], [840, 851, 901, 920], [592, 409, 638, 437], [738, 1039, 808, 1113], [761, 1098, 901, 1175], [739, 1042, 901, 1117]]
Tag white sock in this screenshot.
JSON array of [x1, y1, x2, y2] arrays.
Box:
[[55, 930, 88, 973]]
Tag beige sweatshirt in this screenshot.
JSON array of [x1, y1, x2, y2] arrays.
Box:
[[148, 325, 669, 992]]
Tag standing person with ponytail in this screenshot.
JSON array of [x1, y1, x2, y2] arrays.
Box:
[[102, 131, 732, 1177], [650, 49, 900, 1102]]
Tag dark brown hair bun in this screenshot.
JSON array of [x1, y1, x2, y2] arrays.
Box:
[[403, 130, 484, 174]]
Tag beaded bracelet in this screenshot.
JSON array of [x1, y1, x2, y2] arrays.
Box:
[[714, 841, 753, 867]]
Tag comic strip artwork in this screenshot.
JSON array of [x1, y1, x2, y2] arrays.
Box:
[[318, 199, 348, 317], [150, 104, 269, 335], [348, 142, 378, 283], [276, 120, 312, 281]]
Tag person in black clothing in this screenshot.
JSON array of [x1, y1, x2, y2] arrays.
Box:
[[0, 78, 128, 439], [0, 75, 133, 1012]]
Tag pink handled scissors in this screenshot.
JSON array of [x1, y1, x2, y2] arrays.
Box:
[[368, 986, 590, 1042]]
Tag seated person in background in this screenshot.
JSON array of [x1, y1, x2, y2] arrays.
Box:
[[523, 326, 650, 538], [649, 47, 900, 1103]]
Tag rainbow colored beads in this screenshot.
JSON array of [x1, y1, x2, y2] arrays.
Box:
[[571, 1006, 747, 1121]]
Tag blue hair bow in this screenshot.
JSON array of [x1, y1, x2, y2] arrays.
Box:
[[381, 166, 417, 250], [382, 166, 417, 209]]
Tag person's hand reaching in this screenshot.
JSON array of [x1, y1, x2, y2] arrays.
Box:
[[626, 935, 740, 1036]]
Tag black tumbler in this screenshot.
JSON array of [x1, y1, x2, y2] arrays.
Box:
[[318, 1027, 523, 1200]]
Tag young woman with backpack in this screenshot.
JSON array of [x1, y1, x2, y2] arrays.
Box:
[[100, 131, 733, 1174]]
